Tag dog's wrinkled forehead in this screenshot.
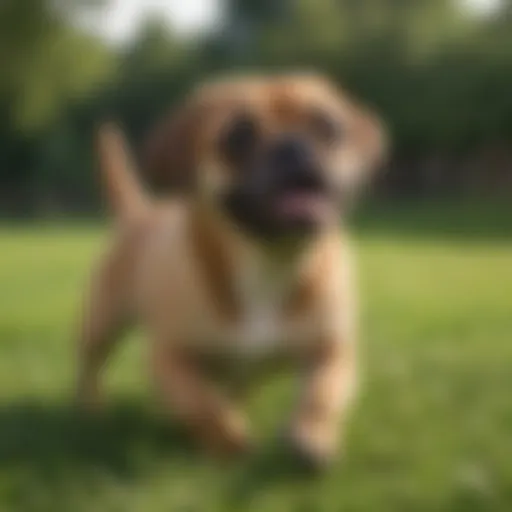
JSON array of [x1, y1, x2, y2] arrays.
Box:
[[193, 75, 349, 146], [145, 74, 387, 191]]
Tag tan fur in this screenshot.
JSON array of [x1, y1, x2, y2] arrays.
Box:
[[77, 75, 385, 464], [145, 73, 387, 192]]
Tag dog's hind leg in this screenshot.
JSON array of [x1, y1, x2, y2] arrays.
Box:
[[76, 124, 149, 410], [76, 240, 133, 411]]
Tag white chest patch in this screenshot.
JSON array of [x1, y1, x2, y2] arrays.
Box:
[[222, 254, 324, 357], [237, 304, 283, 354], [234, 255, 293, 352], [183, 240, 348, 359]]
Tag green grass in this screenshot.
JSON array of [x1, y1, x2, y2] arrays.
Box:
[[1, 202, 512, 512]]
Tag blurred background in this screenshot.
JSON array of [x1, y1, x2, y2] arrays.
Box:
[[1, 0, 512, 215], [1, 1, 512, 511]]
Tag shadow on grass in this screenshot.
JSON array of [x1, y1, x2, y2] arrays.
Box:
[[0, 399, 318, 508], [0, 401, 311, 484], [224, 443, 326, 508], [0, 399, 194, 480]]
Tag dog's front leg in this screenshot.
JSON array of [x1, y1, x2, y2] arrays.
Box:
[[151, 342, 251, 458], [289, 339, 357, 470]]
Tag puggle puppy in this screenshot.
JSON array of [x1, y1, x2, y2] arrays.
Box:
[[77, 73, 387, 470]]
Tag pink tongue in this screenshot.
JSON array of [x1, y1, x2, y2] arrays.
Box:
[[276, 193, 328, 219]]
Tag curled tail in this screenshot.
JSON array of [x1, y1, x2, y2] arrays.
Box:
[[96, 123, 150, 222]]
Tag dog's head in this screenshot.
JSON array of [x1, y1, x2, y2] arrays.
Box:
[[145, 74, 387, 240]]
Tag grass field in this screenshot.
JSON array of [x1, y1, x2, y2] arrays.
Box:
[[1, 201, 511, 512]]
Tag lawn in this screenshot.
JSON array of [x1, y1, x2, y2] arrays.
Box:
[[1, 201, 511, 512]]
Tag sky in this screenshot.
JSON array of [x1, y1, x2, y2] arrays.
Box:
[[84, 0, 500, 45], [466, 0, 501, 11], [81, 0, 223, 44]]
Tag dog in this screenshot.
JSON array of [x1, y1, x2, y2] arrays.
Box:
[[77, 73, 387, 470]]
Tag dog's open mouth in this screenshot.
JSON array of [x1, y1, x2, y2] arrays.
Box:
[[223, 187, 334, 239], [273, 191, 333, 224]]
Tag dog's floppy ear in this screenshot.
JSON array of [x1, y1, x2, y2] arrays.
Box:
[[143, 100, 207, 193]]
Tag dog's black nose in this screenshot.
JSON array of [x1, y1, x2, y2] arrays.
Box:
[[272, 137, 309, 169], [271, 137, 322, 190]]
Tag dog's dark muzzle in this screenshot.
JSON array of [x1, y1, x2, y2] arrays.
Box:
[[223, 136, 335, 240], [267, 136, 327, 195]]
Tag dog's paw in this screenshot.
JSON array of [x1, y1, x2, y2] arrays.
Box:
[[220, 432, 254, 459], [288, 437, 334, 474], [193, 416, 253, 460], [202, 430, 254, 460], [284, 423, 339, 474]]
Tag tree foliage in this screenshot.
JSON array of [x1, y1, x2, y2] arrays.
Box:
[[1, 0, 512, 214]]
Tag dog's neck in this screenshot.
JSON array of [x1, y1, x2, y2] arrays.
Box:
[[189, 200, 326, 323]]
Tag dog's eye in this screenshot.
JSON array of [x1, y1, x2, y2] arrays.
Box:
[[310, 110, 343, 146], [219, 114, 258, 166]]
